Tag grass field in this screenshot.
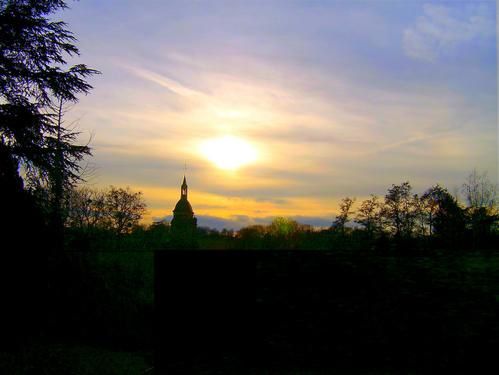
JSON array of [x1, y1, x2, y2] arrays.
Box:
[[4, 251, 498, 374]]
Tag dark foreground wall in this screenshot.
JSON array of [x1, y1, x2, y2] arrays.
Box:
[[155, 250, 499, 374]]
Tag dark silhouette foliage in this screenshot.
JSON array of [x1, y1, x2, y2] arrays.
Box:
[[0, 0, 98, 352], [0, 0, 99, 261], [422, 185, 465, 247], [332, 196, 355, 235], [355, 194, 382, 239], [0, 0, 99, 187], [381, 181, 416, 239], [461, 170, 498, 248]]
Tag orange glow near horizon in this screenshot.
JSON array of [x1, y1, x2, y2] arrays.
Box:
[[138, 184, 341, 227]]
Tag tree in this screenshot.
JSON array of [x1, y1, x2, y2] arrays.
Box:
[[236, 225, 267, 249], [66, 185, 147, 236], [1, 1, 99, 338], [461, 170, 498, 247], [421, 185, 465, 245], [0, 0, 99, 247], [332, 197, 356, 235], [411, 193, 428, 237], [49, 98, 91, 223], [26, 98, 93, 243], [419, 187, 440, 236], [355, 195, 381, 238], [461, 169, 497, 210], [1, 0, 98, 180], [66, 186, 108, 231], [105, 186, 147, 236], [381, 182, 415, 238], [269, 217, 299, 238]]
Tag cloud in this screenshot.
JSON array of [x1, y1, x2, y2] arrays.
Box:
[[120, 63, 205, 98], [403, 3, 495, 62]]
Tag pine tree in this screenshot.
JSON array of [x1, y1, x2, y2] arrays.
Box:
[[0, 0, 99, 251]]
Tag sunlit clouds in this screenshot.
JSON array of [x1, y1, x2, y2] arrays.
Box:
[[199, 136, 258, 170], [64, 1, 497, 229]]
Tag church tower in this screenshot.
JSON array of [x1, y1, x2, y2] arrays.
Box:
[[170, 175, 197, 248]]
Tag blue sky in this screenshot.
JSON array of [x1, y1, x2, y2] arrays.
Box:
[[60, 1, 497, 229]]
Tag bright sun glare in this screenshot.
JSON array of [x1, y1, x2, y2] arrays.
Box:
[[199, 135, 258, 170]]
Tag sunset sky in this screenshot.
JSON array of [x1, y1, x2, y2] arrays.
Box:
[[62, 1, 497, 229]]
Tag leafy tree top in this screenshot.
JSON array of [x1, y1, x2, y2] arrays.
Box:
[[0, 0, 99, 105], [0, 0, 99, 186]]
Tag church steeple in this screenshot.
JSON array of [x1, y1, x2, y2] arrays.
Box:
[[171, 174, 197, 249], [173, 174, 193, 217], [181, 175, 188, 198]]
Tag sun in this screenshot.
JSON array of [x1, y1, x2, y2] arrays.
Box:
[[199, 135, 258, 170]]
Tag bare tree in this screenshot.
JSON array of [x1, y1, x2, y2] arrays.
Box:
[[105, 186, 147, 236], [333, 197, 356, 235], [461, 170, 498, 246], [411, 194, 427, 237], [45, 98, 92, 244], [461, 169, 497, 210], [66, 185, 147, 237], [66, 186, 107, 230]]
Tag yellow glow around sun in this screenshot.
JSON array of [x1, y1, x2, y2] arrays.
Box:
[[199, 135, 258, 170]]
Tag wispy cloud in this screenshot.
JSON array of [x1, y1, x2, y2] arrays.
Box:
[[403, 3, 494, 62], [120, 63, 205, 98]]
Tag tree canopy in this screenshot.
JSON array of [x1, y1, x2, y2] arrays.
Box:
[[0, 0, 99, 187]]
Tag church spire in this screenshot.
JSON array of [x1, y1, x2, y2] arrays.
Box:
[[181, 175, 188, 198], [171, 173, 197, 248]]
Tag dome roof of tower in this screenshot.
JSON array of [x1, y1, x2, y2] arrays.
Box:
[[173, 197, 193, 214]]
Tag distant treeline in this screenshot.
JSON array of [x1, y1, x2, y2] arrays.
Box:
[[58, 169, 497, 253]]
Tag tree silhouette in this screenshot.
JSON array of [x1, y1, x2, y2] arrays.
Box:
[[462, 169, 497, 210], [461, 170, 498, 247], [381, 182, 415, 238], [332, 197, 356, 236], [66, 186, 108, 231], [419, 187, 441, 236], [420, 185, 465, 247], [0, 1, 99, 185], [237, 225, 267, 249], [0, 1, 99, 255], [105, 186, 147, 237], [355, 195, 381, 239]]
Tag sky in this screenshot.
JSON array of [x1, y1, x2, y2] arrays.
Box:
[[61, 0, 497, 229]]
